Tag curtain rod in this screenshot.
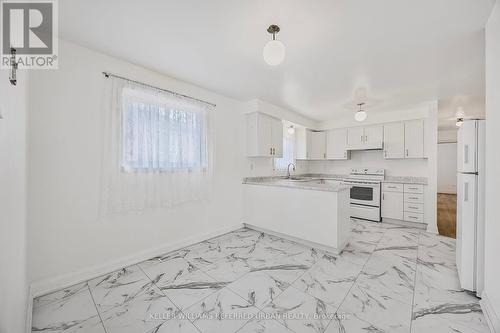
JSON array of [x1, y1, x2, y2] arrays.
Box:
[[102, 72, 216, 107]]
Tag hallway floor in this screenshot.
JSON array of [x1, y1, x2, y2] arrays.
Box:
[[31, 220, 489, 333], [437, 193, 457, 238]]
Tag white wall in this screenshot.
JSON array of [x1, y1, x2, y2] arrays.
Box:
[[27, 40, 246, 289], [483, 1, 500, 330], [438, 129, 458, 143], [0, 71, 28, 332], [437, 143, 457, 194]]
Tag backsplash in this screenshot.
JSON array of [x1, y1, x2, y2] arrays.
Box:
[[300, 150, 429, 177]]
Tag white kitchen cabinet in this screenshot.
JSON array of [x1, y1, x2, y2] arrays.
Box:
[[347, 127, 364, 149], [381, 191, 404, 220], [383, 123, 405, 159], [326, 128, 349, 160], [364, 125, 384, 149], [307, 130, 327, 159], [246, 112, 283, 157], [404, 119, 424, 158], [271, 117, 283, 157], [347, 126, 383, 150]]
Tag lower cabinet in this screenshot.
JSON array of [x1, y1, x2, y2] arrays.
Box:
[[381, 183, 425, 223], [381, 191, 404, 220]]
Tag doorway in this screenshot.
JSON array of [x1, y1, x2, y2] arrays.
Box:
[[437, 141, 457, 238]]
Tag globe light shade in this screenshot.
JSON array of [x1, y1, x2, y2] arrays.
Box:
[[456, 119, 464, 127], [263, 40, 286, 66], [287, 126, 295, 135], [355, 110, 367, 122]]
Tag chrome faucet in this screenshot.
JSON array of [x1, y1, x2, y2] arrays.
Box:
[[286, 163, 296, 178]]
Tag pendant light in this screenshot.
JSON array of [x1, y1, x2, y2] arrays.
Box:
[[355, 102, 367, 122], [263, 25, 285, 66]]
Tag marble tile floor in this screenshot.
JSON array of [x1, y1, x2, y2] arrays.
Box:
[[32, 220, 490, 333]]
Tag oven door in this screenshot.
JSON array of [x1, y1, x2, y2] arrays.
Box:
[[346, 183, 380, 207]]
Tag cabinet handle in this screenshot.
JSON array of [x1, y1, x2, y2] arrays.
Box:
[[382, 193, 385, 200], [344, 151, 347, 158], [270, 148, 273, 155], [384, 150, 387, 158], [273, 148, 276, 155], [409, 206, 418, 209], [406, 149, 409, 157], [361, 135, 363, 143]]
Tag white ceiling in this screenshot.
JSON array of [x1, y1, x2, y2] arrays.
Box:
[[59, 0, 493, 123]]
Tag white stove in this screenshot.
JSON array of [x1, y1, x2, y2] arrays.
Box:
[[343, 168, 385, 222]]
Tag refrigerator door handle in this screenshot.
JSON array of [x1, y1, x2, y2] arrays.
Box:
[[464, 145, 469, 165], [464, 182, 469, 202]]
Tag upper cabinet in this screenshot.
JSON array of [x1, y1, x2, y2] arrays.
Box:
[[383, 122, 405, 159], [307, 130, 327, 159], [347, 125, 383, 150], [383, 120, 425, 159], [404, 120, 424, 158], [326, 128, 349, 160], [246, 112, 283, 158]]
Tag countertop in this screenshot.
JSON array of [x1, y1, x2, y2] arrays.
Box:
[[243, 173, 428, 188], [382, 176, 428, 185], [243, 176, 350, 192]]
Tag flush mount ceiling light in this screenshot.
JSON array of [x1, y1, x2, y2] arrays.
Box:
[[263, 25, 285, 66], [456, 118, 464, 127], [355, 102, 367, 122], [287, 125, 295, 135]]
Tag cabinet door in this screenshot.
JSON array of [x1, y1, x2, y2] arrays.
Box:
[[404, 120, 424, 158], [364, 125, 383, 148], [326, 128, 348, 159], [347, 127, 364, 149], [308, 131, 326, 159], [383, 123, 405, 159], [381, 191, 404, 220], [257, 114, 274, 156], [271, 118, 283, 157]]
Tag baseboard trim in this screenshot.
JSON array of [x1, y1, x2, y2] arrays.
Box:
[[381, 218, 428, 230], [244, 223, 343, 255], [29, 223, 244, 298], [25, 285, 33, 333], [480, 292, 500, 333]]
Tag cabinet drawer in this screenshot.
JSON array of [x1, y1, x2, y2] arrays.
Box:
[[404, 193, 424, 203], [404, 202, 424, 213], [404, 212, 424, 223], [382, 183, 404, 192], [404, 184, 424, 194]]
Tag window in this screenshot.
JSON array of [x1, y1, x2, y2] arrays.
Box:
[[274, 123, 295, 171], [122, 88, 208, 172], [101, 78, 213, 213]]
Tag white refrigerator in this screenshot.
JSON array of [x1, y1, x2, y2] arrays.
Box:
[[456, 119, 485, 295]]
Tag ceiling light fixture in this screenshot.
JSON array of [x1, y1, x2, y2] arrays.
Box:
[[287, 126, 295, 135], [456, 118, 464, 127], [263, 25, 285, 66], [355, 102, 367, 122]]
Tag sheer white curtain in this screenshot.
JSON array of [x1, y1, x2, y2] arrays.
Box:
[[100, 77, 214, 214], [274, 124, 295, 171]]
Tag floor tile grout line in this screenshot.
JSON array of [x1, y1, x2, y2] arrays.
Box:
[[86, 283, 109, 333], [409, 232, 422, 333], [135, 263, 203, 332], [322, 222, 390, 332]]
